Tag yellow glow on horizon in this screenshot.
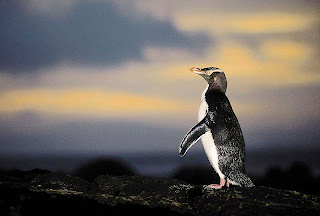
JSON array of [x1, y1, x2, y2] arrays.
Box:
[[230, 13, 317, 33], [174, 12, 318, 34], [0, 88, 196, 118], [0, 87, 268, 123], [261, 41, 312, 60]]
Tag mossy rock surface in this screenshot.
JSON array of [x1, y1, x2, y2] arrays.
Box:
[[0, 170, 319, 216]]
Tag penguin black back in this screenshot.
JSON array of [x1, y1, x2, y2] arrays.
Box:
[[205, 89, 247, 177]]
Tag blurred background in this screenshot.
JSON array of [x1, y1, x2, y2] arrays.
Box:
[[0, 0, 319, 195]]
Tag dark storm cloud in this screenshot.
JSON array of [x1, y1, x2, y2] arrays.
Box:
[[0, 1, 209, 73], [0, 115, 185, 154]]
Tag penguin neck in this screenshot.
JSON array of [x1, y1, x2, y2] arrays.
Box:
[[205, 85, 227, 103], [207, 84, 226, 94]]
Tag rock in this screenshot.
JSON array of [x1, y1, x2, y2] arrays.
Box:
[[0, 170, 319, 216], [195, 186, 320, 216], [30, 172, 93, 193], [94, 175, 197, 214]]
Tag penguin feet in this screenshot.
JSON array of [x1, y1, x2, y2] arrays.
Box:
[[206, 184, 223, 189], [205, 178, 228, 190]]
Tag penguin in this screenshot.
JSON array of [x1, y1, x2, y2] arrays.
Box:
[[179, 66, 254, 189]]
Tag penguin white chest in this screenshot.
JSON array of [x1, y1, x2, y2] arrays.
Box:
[[198, 85, 225, 179]]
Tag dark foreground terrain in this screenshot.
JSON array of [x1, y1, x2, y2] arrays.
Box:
[[0, 169, 319, 216]]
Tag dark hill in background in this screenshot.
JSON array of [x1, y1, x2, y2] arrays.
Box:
[[73, 158, 136, 181]]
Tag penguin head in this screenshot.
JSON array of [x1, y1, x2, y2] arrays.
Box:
[[190, 66, 227, 93]]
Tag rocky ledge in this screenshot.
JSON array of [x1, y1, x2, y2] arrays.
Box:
[[0, 170, 319, 216]]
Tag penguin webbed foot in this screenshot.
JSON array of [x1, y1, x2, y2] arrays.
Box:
[[205, 184, 224, 190], [204, 178, 229, 190]]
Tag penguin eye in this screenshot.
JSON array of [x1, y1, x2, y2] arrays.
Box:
[[207, 70, 214, 76]]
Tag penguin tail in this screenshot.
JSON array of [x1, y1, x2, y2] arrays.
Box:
[[242, 177, 255, 188], [229, 172, 255, 188]]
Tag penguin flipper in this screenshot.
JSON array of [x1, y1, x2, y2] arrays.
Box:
[[179, 116, 210, 157]]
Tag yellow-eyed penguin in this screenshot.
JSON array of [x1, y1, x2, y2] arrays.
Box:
[[179, 67, 254, 189]]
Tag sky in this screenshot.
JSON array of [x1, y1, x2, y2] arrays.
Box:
[[0, 0, 320, 156]]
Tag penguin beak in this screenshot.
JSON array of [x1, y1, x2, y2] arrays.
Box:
[[190, 67, 205, 75]]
